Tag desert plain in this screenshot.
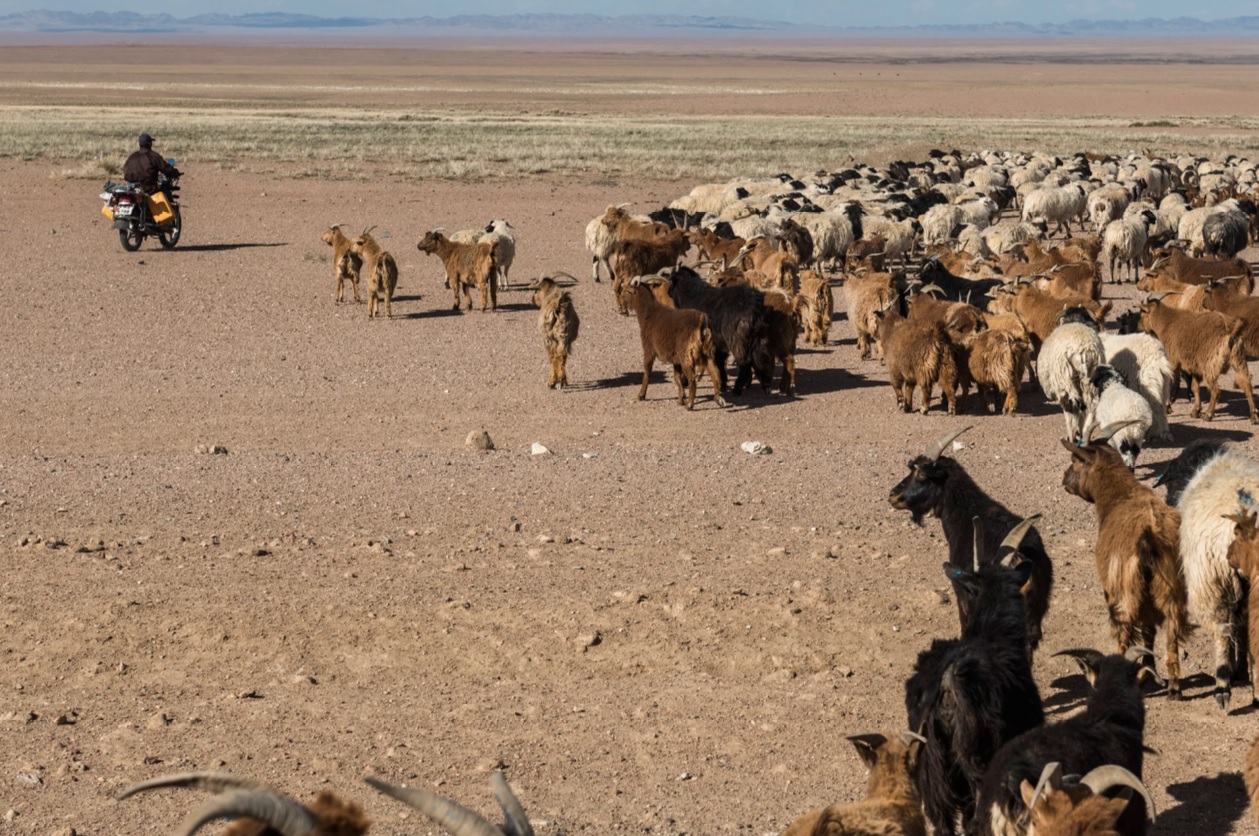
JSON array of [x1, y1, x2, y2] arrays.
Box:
[[0, 35, 1258, 835]]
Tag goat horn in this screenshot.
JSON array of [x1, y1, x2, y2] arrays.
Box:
[[616, 202, 633, 209], [918, 283, 945, 297], [362, 225, 377, 236], [365, 776, 506, 836], [923, 425, 974, 462], [900, 730, 928, 746], [972, 516, 984, 572], [1027, 762, 1065, 815], [176, 789, 317, 836], [1076, 765, 1157, 822], [1090, 420, 1141, 443], [117, 772, 273, 800], [1124, 645, 1155, 662], [1145, 291, 1175, 302], [998, 514, 1041, 565], [1149, 255, 1168, 270], [489, 772, 533, 836], [548, 271, 578, 283]]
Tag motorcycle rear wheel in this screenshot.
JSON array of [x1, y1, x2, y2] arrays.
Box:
[[158, 206, 182, 249], [119, 226, 143, 252]]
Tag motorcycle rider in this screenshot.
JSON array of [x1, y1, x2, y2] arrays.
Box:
[[123, 132, 180, 196]]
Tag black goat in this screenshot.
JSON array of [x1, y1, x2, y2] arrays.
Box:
[[665, 264, 769, 396], [1154, 437, 1227, 507], [905, 520, 1045, 836], [974, 647, 1154, 836], [918, 259, 1006, 312], [889, 426, 1054, 653]]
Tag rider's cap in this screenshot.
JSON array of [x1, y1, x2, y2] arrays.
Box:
[[138, 133, 153, 149]]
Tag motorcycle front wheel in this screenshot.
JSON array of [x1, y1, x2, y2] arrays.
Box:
[[158, 206, 181, 249], [119, 225, 144, 252]]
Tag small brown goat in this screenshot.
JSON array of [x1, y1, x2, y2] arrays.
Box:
[[628, 275, 727, 410], [530, 274, 580, 389], [1061, 423, 1191, 698], [874, 307, 960, 415], [1137, 296, 1257, 423], [844, 270, 899, 359], [964, 328, 1033, 416], [781, 732, 926, 836], [759, 288, 798, 395], [846, 235, 888, 272], [1135, 271, 1207, 310], [118, 771, 371, 836], [687, 227, 746, 266], [321, 224, 363, 304], [1021, 762, 1156, 836], [350, 228, 398, 320], [794, 268, 833, 346], [610, 229, 690, 315], [417, 230, 499, 312], [738, 236, 800, 294], [1225, 505, 1259, 703], [1149, 246, 1254, 292], [987, 284, 1107, 349]]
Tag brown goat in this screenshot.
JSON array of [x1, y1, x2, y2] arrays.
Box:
[[687, 227, 746, 266], [1225, 506, 1259, 704], [1204, 284, 1259, 363], [794, 269, 833, 346], [417, 230, 499, 312], [759, 288, 797, 395], [907, 290, 986, 346], [1137, 297, 1257, 422], [846, 235, 888, 272], [118, 772, 371, 836], [1247, 734, 1259, 827], [610, 229, 690, 315], [600, 204, 670, 242], [781, 732, 926, 836], [530, 274, 580, 389], [964, 328, 1033, 415], [1020, 762, 1156, 836], [1061, 427, 1191, 698], [874, 308, 959, 415], [739, 236, 800, 294], [987, 285, 1107, 349], [1135, 271, 1207, 310], [844, 270, 899, 359], [1149, 246, 1255, 292], [321, 224, 363, 304], [350, 228, 398, 320], [628, 276, 727, 410]]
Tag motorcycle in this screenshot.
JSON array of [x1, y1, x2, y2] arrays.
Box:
[[100, 163, 182, 252]]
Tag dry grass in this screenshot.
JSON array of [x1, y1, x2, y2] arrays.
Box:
[[6, 104, 1259, 183]]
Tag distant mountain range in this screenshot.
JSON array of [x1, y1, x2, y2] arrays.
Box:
[[3, 10, 1259, 37]]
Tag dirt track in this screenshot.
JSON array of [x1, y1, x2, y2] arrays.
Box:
[[0, 156, 1256, 835]]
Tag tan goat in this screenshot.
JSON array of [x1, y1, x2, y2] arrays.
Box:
[[417, 230, 499, 312], [794, 269, 833, 346], [320, 224, 362, 304], [350, 227, 398, 320], [530, 274, 580, 389], [1020, 762, 1156, 836], [844, 270, 899, 360]]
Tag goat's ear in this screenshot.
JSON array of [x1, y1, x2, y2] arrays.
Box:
[[1019, 779, 1041, 814], [845, 733, 886, 768], [1060, 439, 1091, 460]]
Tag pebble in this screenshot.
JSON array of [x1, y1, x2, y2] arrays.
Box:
[[538, 534, 555, 544], [531, 442, 551, 456], [767, 547, 787, 558], [577, 631, 602, 649], [14, 772, 41, 786], [740, 440, 771, 455], [465, 430, 495, 451]]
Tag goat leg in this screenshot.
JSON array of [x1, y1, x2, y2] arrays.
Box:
[[1233, 361, 1258, 424], [638, 354, 654, 402], [673, 363, 688, 407], [1214, 620, 1234, 710]]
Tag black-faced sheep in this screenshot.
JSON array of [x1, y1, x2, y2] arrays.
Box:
[[1087, 365, 1153, 467], [1037, 308, 1107, 443], [321, 224, 362, 304], [1101, 332, 1174, 442], [118, 771, 371, 836], [530, 274, 580, 389], [1061, 425, 1191, 698]]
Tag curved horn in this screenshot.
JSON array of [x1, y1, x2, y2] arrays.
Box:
[[1145, 291, 1175, 302], [998, 514, 1041, 565], [177, 789, 317, 836], [1149, 255, 1168, 271], [972, 516, 984, 572], [117, 772, 272, 801], [923, 425, 974, 462], [362, 225, 377, 236], [1090, 420, 1141, 443], [489, 772, 533, 836], [1077, 765, 1157, 822], [1027, 762, 1064, 816], [365, 776, 505, 836], [1125, 645, 1155, 662], [918, 283, 946, 297], [901, 730, 928, 746], [548, 270, 578, 283]]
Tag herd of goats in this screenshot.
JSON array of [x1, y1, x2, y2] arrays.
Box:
[[192, 148, 1259, 835]]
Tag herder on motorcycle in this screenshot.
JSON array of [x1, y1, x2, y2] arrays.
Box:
[[102, 132, 184, 251], [123, 133, 180, 195]]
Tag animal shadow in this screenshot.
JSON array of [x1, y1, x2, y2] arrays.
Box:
[[795, 366, 881, 396], [398, 308, 463, 320], [175, 243, 287, 252], [1041, 672, 1091, 717], [1158, 772, 1249, 836], [493, 302, 535, 313]]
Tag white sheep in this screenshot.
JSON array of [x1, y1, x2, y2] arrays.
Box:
[[1178, 449, 1259, 709], [1088, 183, 1133, 233], [1102, 209, 1156, 283], [584, 205, 649, 282], [956, 224, 992, 258], [922, 203, 964, 247], [1037, 311, 1106, 443], [1101, 331, 1173, 442], [482, 219, 517, 290], [957, 195, 999, 229], [861, 215, 920, 268], [1178, 198, 1250, 256], [982, 220, 1041, 256], [796, 206, 858, 272], [1086, 365, 1153, 467], [1022, 184, 1088, 236]]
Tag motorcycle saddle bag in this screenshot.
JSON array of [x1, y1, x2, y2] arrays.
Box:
[[147, 192, 175, 226]]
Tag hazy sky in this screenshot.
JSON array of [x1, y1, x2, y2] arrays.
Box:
[[7, 1, 1257, 27]]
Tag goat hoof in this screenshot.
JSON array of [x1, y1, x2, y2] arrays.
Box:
[[715, 396, 729, 408], [1215, 689, 1231, 711]]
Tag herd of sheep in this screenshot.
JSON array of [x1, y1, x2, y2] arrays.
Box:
[[253, 148, 1259, 835]]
